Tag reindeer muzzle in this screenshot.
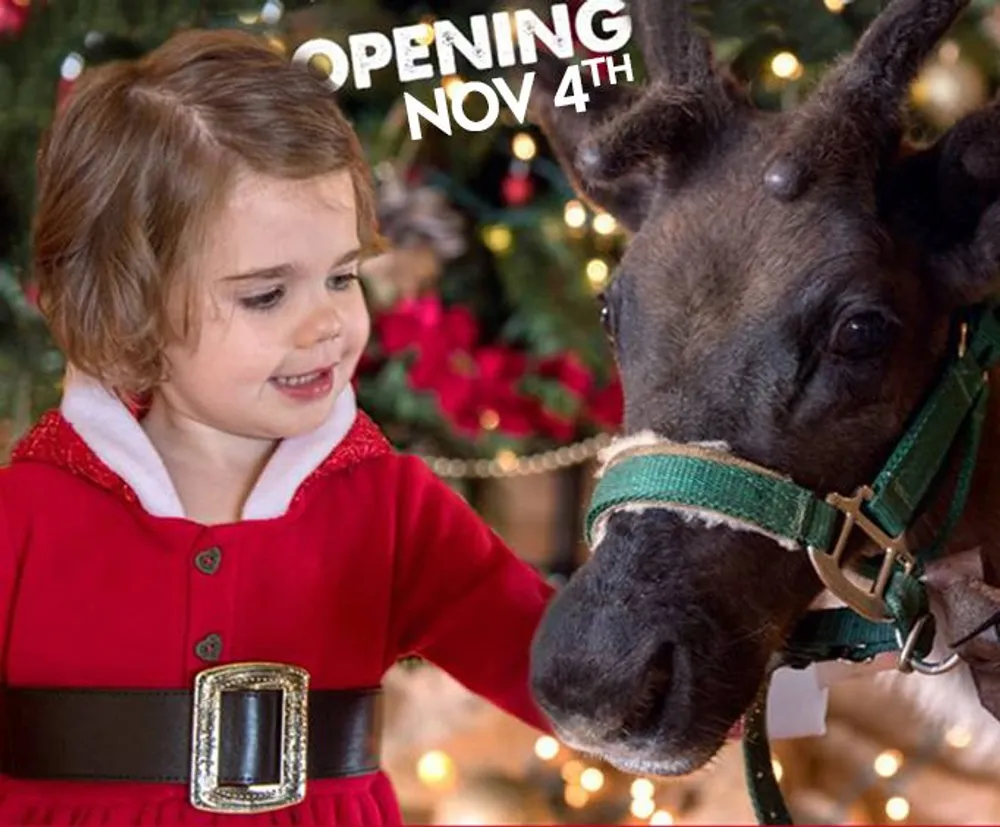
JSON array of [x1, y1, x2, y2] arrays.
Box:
[[584, 296, 1000, 823]]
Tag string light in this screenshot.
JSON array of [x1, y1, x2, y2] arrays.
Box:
[[443, 75, 464, 99], [534, 735, 560, 760], [771, 758, 783, 782], [592, 212, 617, 235], [306, 53, 333, 78], [824, 0, 845, 11], [60, 53, 85, 81], [565, 786, 590, 808], [237, 11, 259, 24], [631, 798, 657, 819], [415, 17, 435, 46], [771, 51, 803, 80], [587, 258, 610, 288], [631, 778, 655, 799], [938, 40, 960, 64], [564, 200, 588, 228], [885, 796, 910, 821], [479, 409, 500, 431], [259, 0, 283, 24], [420, 432, 612, 479], [561, 759, 585, 782], [873, 749, 903, 778], [650, 811, 675, 825], [495, 449, 519, 473], [580, 767, 605, 792], [511, 132, 537, 161], [416, 750, 456, 789], [945, 726, 972, 748], [482, 225, 512, 253]]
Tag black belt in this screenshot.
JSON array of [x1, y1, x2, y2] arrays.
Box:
[[1, 677, 381, 786]]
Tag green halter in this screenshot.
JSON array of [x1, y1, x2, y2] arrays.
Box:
[[584, 296, 1000, 825]]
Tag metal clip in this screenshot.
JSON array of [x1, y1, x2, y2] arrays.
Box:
[[895, 615, 961, 676], [806, 486, 914, 623]]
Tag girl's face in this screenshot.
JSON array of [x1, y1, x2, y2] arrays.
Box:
[[158, 168, 370, 440]]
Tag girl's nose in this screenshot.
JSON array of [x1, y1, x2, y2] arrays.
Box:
[[295, 301, 342, 349]]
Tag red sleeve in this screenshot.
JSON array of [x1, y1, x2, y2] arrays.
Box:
[[0, 472, 23, 683], [388, 455, 555, 734]]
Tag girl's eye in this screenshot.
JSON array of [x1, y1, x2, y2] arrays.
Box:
[[239, 287, 284, 311], [328, 272, 360, 291]]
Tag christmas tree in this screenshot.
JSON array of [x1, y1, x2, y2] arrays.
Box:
[[1, 0, 998, 467], [2, 2, 1000, 825]]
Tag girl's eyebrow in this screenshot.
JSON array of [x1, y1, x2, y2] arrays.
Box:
[[221, 247, 361, 282], [222, 263, 294, 282]]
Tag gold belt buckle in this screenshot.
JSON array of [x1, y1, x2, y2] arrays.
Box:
[[190, 662, 310, 814]]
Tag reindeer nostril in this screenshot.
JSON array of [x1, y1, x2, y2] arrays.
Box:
[[619, 641, 675, 737]]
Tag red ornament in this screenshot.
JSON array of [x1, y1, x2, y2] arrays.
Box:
[[55, 77, 76, 109], [0, 0, 29, 35], [502, 173, 533, 206]]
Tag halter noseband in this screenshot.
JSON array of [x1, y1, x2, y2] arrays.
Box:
[[584, 296, 1000, 824]]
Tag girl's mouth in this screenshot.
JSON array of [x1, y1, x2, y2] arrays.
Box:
[[270, 367, 334, 400]]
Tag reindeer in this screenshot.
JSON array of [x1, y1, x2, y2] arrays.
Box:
[[524, 0, 1000, 782]]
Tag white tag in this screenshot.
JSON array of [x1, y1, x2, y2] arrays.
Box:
[[765, 665, 828, 739]]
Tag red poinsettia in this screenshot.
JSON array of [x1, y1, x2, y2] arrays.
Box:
[[0, 0, 28, 36], [422, 345, 538, 437], [376, 296, 477, 360], [587, 376, 624, 430], [537, 352, 593, 398], [22, 280, 39, 308]]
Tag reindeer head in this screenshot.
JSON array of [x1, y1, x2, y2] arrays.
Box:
[[528, 0, 1000, 775]]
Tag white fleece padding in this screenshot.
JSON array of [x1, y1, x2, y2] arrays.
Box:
[[60, 369, 357, 521], [594, 431, 830, 739], [589, 430, 799, 552]]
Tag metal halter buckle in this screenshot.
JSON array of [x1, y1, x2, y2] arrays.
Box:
[[190, 662, 310, 814], [806, 485, 915, 623], [895, 615, 962, 676]]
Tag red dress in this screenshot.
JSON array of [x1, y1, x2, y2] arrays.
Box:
[[0, 374, 554, 825]]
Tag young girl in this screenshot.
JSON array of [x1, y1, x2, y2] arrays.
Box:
[[0, 26, 554, 825]]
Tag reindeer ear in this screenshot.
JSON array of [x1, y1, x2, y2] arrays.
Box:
[[882, 98, 1000, 305], [524, 53, 655, 233]]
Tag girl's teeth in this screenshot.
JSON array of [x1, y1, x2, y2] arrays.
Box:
[[274, 370, 323, 387]]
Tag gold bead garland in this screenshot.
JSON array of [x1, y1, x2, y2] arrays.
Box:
[[418, 433, 613, 478]]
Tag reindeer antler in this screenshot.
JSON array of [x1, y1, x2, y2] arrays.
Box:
[[574, 0, 746, 185], [763, 0, 972, 201], [633, 0, 715, 86]]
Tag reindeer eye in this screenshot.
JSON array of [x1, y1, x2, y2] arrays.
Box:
[[830, 311, 895, 360], [597, 291, 615, 338]]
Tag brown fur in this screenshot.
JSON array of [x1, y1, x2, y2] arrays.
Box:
[[524, 0, 1000, 777]]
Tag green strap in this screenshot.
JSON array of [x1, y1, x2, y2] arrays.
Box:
[[969, 297, 1000, 366], [864, 351, 988, 538], [917, 385, 989, 563], [782, 607, 900, 667], [742, 674, 793, 826], [586, 455, 840, 553], [744, 386, 985, 826]]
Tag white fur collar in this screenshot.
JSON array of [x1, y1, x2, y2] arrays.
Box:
[[60, 370, 357, 521]]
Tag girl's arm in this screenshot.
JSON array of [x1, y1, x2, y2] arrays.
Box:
[[384, 455, 831, 742], [388, 455, 555, 733]]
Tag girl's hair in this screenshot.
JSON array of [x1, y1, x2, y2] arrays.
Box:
[[33, 27, 383, 395]]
